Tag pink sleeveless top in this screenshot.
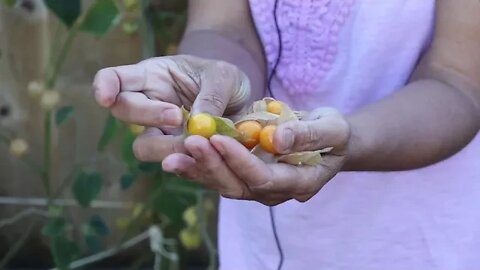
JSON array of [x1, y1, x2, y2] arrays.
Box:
[[219, 1, 480, 269]]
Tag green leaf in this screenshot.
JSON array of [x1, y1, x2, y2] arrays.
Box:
[[152, 173, 199, 226], [120, 173, 135, 190], [42, 217, 67, 237], [55, 106, 74, 126], [122, 131, 136, 165], [81, 215, 108, 253], [1, 0, 15, 7], [85, 234, 101, 253], [81, 0, 120, 36], [138, 162, 161, 173], [45, 0, 81, 27], [213, 116, 240, 138], [52, 236, 80, 270], [88, 215, 110, 236], [72, 171, 102, 207], [97, 113, 120, 152]]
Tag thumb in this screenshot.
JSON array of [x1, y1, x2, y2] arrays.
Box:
[[273, 112, 350, 154], [191, 61, 247, 116]]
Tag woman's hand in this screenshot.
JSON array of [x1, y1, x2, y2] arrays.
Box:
[[160, 108, 350, 205], [93, 55, 250, 159]]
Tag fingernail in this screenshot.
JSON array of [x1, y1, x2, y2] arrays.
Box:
[[211, 138, 225, 155], [163, 108, 182, 126], [279, 128, 294, 153]]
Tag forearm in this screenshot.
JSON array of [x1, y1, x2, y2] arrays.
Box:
[[344, 79, 480, 171], [178, 30, 266, 104]]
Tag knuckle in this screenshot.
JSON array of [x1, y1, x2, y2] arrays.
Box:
[[297, 124, 320, 150], [199, 93, 226, 112]]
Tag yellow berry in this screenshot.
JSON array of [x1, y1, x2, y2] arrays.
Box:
[[129, 124, 145, 135], [187, 113, 216, 138], [10, 138, 28, 158], [259, 125, 277, 154], [179, 228, 201, 250], [183, 206, 198, 227], [267, 101, 283, 115], [236, 120, 262, 149]]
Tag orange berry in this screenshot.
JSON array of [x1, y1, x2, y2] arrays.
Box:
[[259, 125, 277, 154], [236, 120, 262, 149], [267, 101, 283, 115], [187, 113, 216, 138]]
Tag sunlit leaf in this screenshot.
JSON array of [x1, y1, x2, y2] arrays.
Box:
[[213, 116, 239, 138], [72, 171, 102, 207], [45, 0, 80, 27], [81, 0, 120, 36], [55, 106, 74, 126]]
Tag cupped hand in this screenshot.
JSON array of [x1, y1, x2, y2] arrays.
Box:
[[161, 108, 351, 205]]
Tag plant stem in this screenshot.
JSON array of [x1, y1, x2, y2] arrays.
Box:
[[0, 222, 35, 268], [196, 192, 217, 270], [45, 20, 82, 89], [42, 15, 84, 200], [42, 111, 52, 197]]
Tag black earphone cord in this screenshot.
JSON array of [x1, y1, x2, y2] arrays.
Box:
[[267, 0, 284, 270]]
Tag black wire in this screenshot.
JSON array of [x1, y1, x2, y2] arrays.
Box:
[[269, 205, 284, 270], [268, 0, 284, 269], [267, 0, 284, 99]]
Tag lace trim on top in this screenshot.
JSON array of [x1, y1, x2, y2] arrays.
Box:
[[250, 0, 354, 94]]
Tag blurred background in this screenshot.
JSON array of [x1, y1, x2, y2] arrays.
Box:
[[0, 0, 219, 269]]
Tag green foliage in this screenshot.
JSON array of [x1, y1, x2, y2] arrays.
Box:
[[52, 236, 80, 270], [55, 106, 74, 126], [97, 113, 120, 151], [2, 0, 216, 268], [88, 215, 110, 236], [83, 215, 109, 252], [42, 217, 67, 237], [1, 0, 15, 7], [120, 173, 136, 190], [45, 0, 81, 27], [81, 0, 120, 36], [72, 171, 102, 207], [121, 131, 136, 165]]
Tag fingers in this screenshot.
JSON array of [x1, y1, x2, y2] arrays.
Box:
[[210, 135, 271, 188], [93, 64, 149, 108], [210, 135, 330, 202], [274, 113, 350, 154], [111, 92, 183, 127], [164, 135, 251, 199], [133, 128, 186, 162], [191, 61, 240, 116], [93, 59, 186, 108]]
